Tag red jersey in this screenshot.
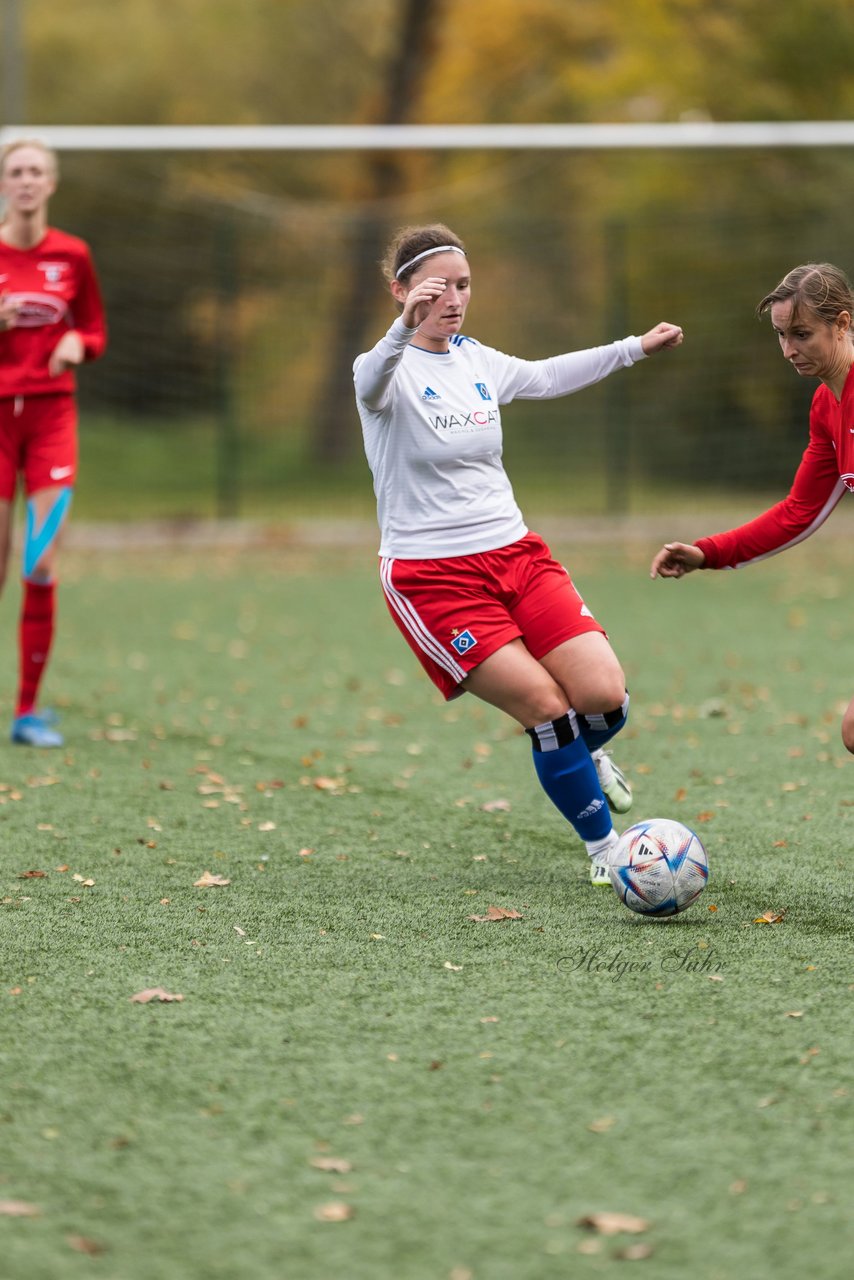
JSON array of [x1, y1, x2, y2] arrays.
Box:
[[0, 226, 106, 398], [696, 366, 854, 569]]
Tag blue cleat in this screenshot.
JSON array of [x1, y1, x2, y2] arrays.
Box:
[[11, 712, 64, 748]]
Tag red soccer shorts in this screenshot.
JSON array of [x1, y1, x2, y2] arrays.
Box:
[[0, 393, 78, 500], [380, 532, 605, 700]]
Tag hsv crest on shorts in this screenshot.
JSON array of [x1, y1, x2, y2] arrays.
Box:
[[450, 629, 477, 655]]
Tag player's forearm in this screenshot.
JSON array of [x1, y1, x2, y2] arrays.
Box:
[[354, 318, 418, 409], [512, 336, 645, 400]]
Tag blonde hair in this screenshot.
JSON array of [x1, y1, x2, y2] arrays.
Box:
[[0, 137, 59, 180]]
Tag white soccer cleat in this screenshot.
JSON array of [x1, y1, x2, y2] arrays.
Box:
[[589, 857, 612, 887], [586, 828, 620, 886], [592, 748, 633, 814]]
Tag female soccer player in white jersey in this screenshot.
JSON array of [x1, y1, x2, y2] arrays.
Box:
[[354, 223, 683, 884], [651, 261, 854, 756], [0, 138, 107, 747]]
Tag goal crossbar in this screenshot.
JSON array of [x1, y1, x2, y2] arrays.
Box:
[[2, 121, 854, 151]]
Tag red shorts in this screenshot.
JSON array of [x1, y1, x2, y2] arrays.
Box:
[[0, 393, 78, 500], [380, 532, 605, 700]]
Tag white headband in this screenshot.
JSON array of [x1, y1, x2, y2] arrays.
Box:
[[395, 244, 466, 279]]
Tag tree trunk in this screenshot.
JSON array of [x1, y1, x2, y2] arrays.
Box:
[[311, 0, 445, 466]]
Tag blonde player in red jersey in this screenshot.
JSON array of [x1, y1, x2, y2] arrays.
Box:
[[651, 262, 854, 755], [0, 138, 107, 746]]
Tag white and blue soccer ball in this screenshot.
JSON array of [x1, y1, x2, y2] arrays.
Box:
[[608, 818, 708, 917]]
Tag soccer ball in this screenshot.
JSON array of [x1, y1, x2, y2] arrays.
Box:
[[608, 818, 708, 917]]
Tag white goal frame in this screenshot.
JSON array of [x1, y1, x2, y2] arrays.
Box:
[[2, 121, 854, 152]]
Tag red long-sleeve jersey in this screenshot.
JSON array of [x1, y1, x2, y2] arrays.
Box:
[[0, 226, 107, 398], [696, 366, 854, 569]]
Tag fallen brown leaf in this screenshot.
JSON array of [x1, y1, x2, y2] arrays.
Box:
[[754, 909, 786, 924], [313, 1201, 354, 1222], [588, 1115, 617, 1133], [0, 1199, 40, 1217], [310, 1157, 352, 1173], [468, 905, 523, 922], [480, 798, 511, 812], [194, 871, 231, 887], [18, 869, 47, 878], [129, 988, 184, 1004], [578, 1211, 650, 1235], [66, 1235, 105, 1255]]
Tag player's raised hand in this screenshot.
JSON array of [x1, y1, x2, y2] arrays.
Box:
[[650, 541, 705, 579], [640, 322, 683, 354], [400, 276, 449, 329]]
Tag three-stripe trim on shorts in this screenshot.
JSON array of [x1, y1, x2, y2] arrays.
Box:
[[380, 557, 467, 685]]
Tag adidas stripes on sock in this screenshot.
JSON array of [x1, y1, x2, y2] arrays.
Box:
[[527, 711, 612, 845], [574, 691, 630, 753]]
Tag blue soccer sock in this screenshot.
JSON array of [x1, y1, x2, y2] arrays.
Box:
[[574, 692, 630, 753], [527, 712, 612, 845]]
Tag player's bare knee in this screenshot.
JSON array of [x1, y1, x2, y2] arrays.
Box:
[[27, 561, 53, 585], [525, 691, 571, 725], [573, 678, 627, 717], [842, 716, 854, 755]]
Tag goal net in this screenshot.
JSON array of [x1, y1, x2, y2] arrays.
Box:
[[4, 123, 852, 521]]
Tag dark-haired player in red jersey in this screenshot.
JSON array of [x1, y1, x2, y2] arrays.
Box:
[[0, 138, 106, 747], [651, 261, 854, 756]]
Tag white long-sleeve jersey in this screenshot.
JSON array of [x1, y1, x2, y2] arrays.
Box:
[[354, 317, 645, 558]]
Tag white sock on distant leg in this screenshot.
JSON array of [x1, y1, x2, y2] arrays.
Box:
[[585, 829, 620, 862]]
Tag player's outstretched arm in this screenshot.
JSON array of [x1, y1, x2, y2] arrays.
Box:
[[641, 322, 683, 354], [650, 541, 706, 579]]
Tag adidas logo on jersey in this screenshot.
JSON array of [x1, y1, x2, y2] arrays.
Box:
[[421, 386, 441, 401]]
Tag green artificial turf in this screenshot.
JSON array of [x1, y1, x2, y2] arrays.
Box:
[[1, 534, 853, 1279]]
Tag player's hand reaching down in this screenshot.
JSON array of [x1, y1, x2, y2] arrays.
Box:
[[48, 330, 85, 377], [650, 541, 706, 579], [641, 322, 683, 354]]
